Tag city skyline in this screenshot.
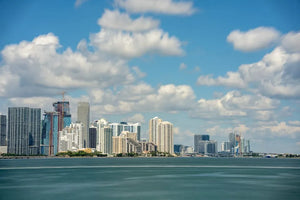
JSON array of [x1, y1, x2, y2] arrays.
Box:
[[0, 0, 300, 153]]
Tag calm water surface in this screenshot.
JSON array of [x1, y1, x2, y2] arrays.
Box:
[[0, 157, 299, 200]]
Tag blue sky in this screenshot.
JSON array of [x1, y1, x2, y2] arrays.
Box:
[[0, 0, 300, 153]]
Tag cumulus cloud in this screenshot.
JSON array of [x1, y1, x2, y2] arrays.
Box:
[[227, 27, 280, 52], [115, 0, 196, 15], [0, 33, 135, 97], [89, 84, 196, 115], [281, 31, 300, 53], [198, 38, 300, 99], [90, 29, 183, 58], [98, 10, 159, 32], [191, 91, 278, 119]]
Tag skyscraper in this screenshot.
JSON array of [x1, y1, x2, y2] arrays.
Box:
[[96, 119, 113, 154], [194, 134, 217, 154], [110, 122, 141, 141], [59, 122, 83, 152], [157, 121, 174, 153], [149, 117, 162, 144], [41, 101, 71, 156], [0, 115, 6, 146], [194, 135, 209, 153], [89, 126, 97, 149], [77, 102, 90, 148], [7, 107, 41, 155]]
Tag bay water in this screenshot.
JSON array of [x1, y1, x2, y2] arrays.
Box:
[[0, 157, 299, 200]]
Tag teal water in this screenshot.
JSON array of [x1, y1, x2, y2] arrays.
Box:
[[0, 157, 299, 200]]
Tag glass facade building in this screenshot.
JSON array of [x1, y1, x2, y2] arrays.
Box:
[[0, 115, 6, 146], [7, 107, 41, 155]]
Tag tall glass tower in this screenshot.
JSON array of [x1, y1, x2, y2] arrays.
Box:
[[0, 115, 6, 146], [7, 107, 41, 155], [41, 101, 71, 156], [77, 102, 90, 148]]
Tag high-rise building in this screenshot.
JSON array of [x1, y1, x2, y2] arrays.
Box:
[[41, 101, 71, 156], [112, 131, 140, 154], [157, 121, 174, 154], [59, 122, 83, 152], [89, 126, 97, 149], [96, 119, 113, 154], [77, 102, 90, 148], [109, 122, 141, 141], [149, 117, 162, 145], [7, 107, 41, 155], [149, 117, 173, 154], [0, 115, 6, 146], [194, 134, 217, 155]]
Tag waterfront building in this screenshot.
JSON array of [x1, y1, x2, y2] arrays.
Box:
[[174, 144, 184, 154], [96, 119, 113, 154], [41, 101, 71, 156], [7, 107, 41, 155], [194, 134, 217, 155], [140, 141, 157, 153], [0, 115, 6, 146], [89, 126, 97, 149], [221, 141, 231, 152], [110, 122, 141, 141], [149, 117, 173, 154], [149, 117, 162, 145], [77, 102, 90, 148], [157, 121, 174, 154], [112, 131, 140, 154], [59, 122, 83, 152]]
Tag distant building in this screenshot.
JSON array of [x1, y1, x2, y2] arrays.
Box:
[[41, 101, 71, 156], [89, 126, 97, 149], [149, 117, 162, 145], [0, 115, 6, 146], [7, 107, 41, 155], [110, 122, 141, 141], [59, 122, 83, 152], [112, 131, 140, 154], [149, 117, 173, 154], [77, 102, 90, 148], [221, 141, 231, 152], [140, 141, 157, 153], [174, 144, 184, 154], [194, 134, 217, 155], [96, 119, 113, 154], [223, 133, 251, 156]]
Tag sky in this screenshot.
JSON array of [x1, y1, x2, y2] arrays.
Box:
[[0, 0, 300, 153]]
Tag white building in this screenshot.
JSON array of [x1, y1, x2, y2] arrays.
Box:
[[149, 117, 173, 154], [59, 122, 83, 152], [110, 122, 141, 141], [96, 118, 113, 154], [149, 117, 162, 145]]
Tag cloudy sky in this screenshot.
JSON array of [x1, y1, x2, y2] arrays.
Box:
[[0, 0, 300, 153]]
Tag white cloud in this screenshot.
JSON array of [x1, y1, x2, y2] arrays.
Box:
[[289, 121, 300, 126], [90, 28, 183, 58], [89, 84, 196, 115], [0, 33, 135, 97], [127, 113, 145, 123], [281, 31, 300, 53], [197, 72, 246, 88], [262, 122, 300, 138], [98, 10, 159, 32], [227, 27, 280, 52], [179, 63, 187, 70], [132, 66, 146, 78], [191, 91, 278, 119], [115, 0, 196, 15], [197, 38, 300, 99]]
